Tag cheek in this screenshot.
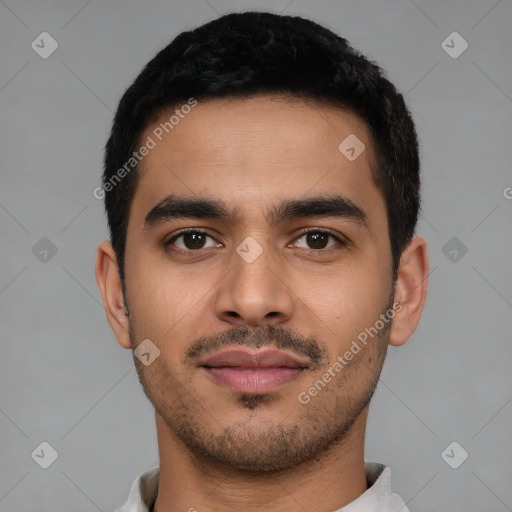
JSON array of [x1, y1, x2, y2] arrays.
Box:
[[127, 255, 219, 338], [300, 264, 390, 343]]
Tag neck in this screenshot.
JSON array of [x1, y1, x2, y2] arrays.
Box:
[[153, 409, 368, 512]]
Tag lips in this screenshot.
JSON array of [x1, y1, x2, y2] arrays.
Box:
[[200, 348, 310, 393], [200, 348, 310, 369]]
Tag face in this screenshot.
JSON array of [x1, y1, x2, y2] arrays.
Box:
[[121, 96, 397, 474]]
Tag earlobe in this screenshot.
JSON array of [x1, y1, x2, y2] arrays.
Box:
[[389, 235, 429, 347], [95, 240, 132, 349]]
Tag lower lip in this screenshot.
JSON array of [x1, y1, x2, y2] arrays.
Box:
[[204, 367, 305, 393]]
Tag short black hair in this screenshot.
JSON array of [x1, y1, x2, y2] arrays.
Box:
[[103, 11, 420, 283]]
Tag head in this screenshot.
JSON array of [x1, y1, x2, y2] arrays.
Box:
[[96, 12, 428, 474]]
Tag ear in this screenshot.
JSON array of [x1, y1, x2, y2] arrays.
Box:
[[95, 240, 131, 349], [389, 235, 429, 347]]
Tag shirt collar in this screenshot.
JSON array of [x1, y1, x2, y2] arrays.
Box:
[[116, 461, 409, 512]]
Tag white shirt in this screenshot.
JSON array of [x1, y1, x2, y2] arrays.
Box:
[[115, 461, 410, 512]]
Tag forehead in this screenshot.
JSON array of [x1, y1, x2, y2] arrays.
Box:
[[131, 95, 385, 230]]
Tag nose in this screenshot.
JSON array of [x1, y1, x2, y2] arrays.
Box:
[[213, 239, 295, 327]]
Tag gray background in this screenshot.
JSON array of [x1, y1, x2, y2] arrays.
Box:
[[0, 0, 511, 511]]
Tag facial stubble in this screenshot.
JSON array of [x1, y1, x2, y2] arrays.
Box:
[[128, 297, 393, 476]]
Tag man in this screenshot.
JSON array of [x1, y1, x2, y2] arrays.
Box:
[[95, 11, 428, 512]]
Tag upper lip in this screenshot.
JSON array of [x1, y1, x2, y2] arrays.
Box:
[[199, 348, 310, 369]]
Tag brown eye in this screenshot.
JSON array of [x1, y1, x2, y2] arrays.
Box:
[[305, 232, 329, 249], [293, 229, 342, 251], [182, 232, 207, 249], [168, 230, 219, 251]]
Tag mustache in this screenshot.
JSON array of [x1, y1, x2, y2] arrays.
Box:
[[183, 324, 329, 368]]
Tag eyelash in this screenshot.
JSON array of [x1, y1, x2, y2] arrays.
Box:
[[165, 227, 347, 256]]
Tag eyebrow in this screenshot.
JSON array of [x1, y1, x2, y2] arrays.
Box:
[[144, 194, 369, 231]]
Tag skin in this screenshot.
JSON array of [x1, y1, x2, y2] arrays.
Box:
[[96, 95, 429, 512]]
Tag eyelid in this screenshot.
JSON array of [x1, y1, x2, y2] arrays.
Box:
[[166, 227, 209, 241], [290, 227, 348, 251], [293, 227, 348, 243], [166, 227, 218, 247]]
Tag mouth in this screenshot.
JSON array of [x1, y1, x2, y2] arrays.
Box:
[[199, 348, 310, 394]]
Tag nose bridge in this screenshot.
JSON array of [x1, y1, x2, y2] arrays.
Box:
[[214, 235, 294, 326]]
